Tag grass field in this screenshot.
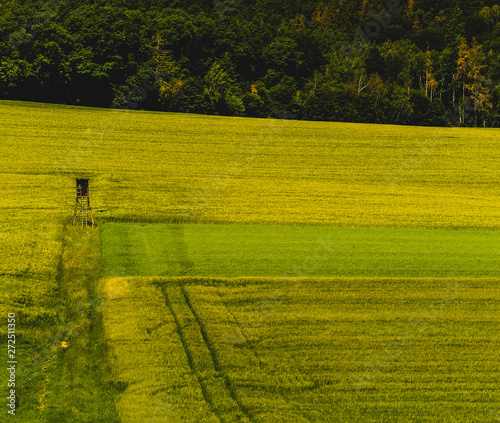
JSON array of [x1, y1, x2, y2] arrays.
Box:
[[102, 222, 500, 278], [1, 100, 499, 422]]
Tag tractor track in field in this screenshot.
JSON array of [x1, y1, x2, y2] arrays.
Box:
[[180, 285, 254, 421], [160, 284, 219, 420], [159, 283, 254, 423]]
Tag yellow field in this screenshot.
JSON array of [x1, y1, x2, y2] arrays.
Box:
[[1, 100, 499, 229], [102, 276, 500, 423]]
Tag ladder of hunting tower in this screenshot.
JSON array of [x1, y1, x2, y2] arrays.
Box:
[[79, 196, 90, 226], [73, 179, 95, 227]]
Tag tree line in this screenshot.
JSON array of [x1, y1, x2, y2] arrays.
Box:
[[1, 0, 500, 126]]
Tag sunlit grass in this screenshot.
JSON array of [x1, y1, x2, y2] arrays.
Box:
[[102, 222, 500, 278]]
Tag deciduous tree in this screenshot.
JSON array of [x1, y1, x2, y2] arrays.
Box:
[[152, 33, 184, 109], [204, 56, 244, 116]]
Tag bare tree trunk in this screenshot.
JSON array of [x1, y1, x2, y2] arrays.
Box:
[[475, 100, 478, 127]]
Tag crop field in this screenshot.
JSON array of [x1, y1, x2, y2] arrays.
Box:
[[0, 99, 499, 422], [1, 100, 499, 228], [102, 276, 500, 423], [102, 222, 500, 278]]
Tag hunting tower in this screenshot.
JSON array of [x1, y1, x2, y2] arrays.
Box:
[[73, 179, 95, 226]]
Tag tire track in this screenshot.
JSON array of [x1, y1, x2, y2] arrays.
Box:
[[187, 285, 313, 423], [159, 283, 221, 422], [181, 285, 254, 422], [159, 283, 253, 423]]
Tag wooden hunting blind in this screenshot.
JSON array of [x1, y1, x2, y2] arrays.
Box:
[[77, 178, 89, 197], [73, 179, 95, 226]]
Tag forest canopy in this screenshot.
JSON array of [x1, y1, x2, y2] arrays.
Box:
[[1, 0, 500, 126]]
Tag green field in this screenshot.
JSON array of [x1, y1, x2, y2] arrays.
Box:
[[102, 222, 500, 277], [1, 100, 500, 422]]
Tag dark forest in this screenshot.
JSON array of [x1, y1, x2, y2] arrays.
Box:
[[2, 0, 500, 126]]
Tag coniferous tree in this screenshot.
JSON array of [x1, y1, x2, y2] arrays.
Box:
[[456, 36, 471, 124], [425, 50, 438, 101], [465, 38, 492, 127], [153, 33, 184, 110]]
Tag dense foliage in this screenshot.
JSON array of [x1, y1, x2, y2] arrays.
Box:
[[1, 0, 500, 125]]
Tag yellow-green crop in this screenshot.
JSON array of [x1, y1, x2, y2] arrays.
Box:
[[102, 276, 500, 422], [2, 100, 499, 229]]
